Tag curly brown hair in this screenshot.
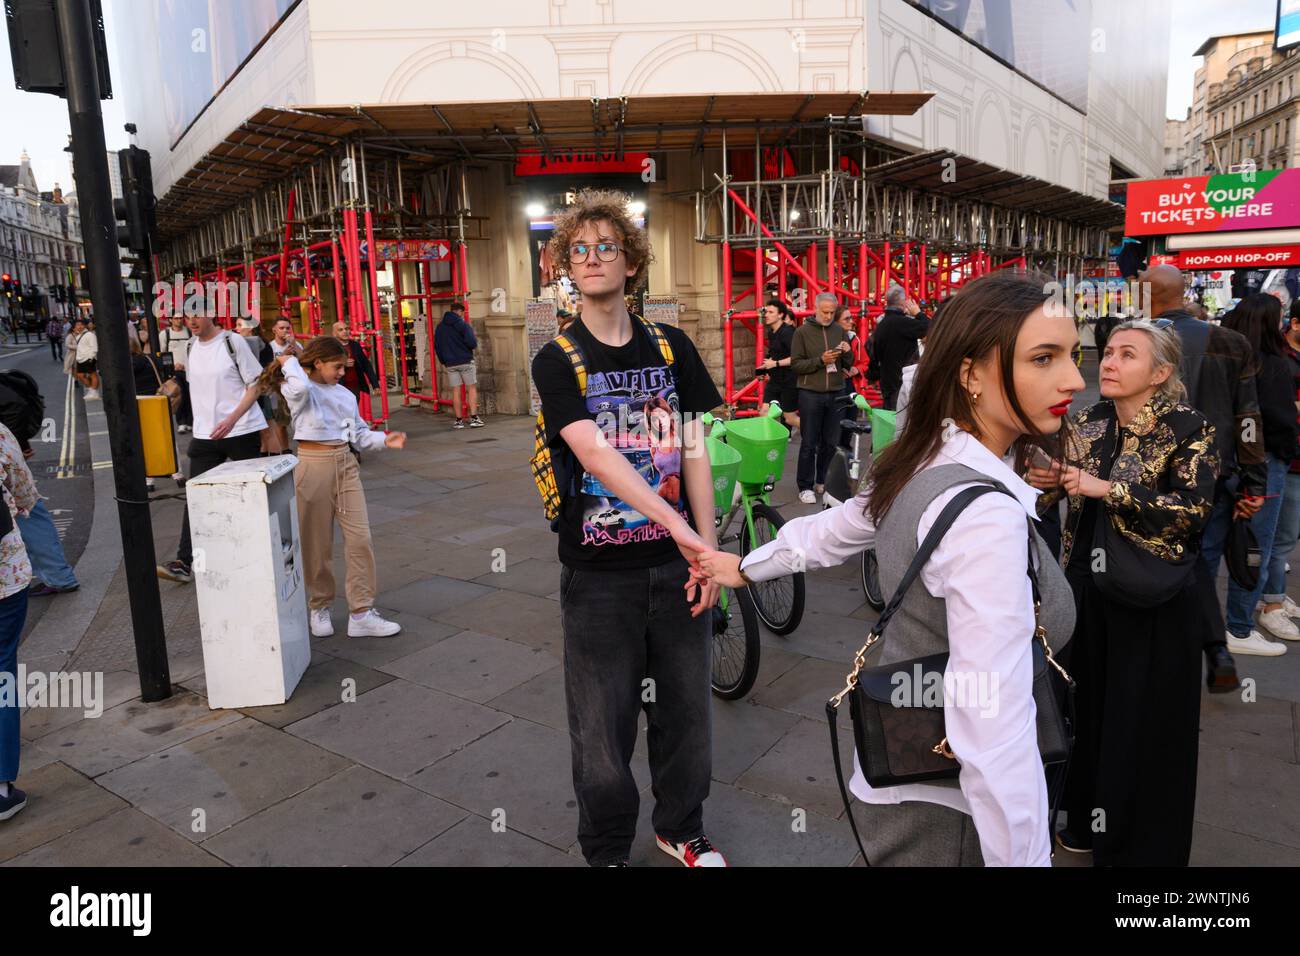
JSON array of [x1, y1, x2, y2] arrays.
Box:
[[547, 188, 654, 295]]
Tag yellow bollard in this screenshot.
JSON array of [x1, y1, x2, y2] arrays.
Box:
[[137, 395, 178, 477]]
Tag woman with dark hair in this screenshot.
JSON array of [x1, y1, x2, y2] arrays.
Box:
[[693, 271, 1084, 865], [1029, 320, 1216, 865], [758, 298, 798, 429], [1215, 293, 1300, 654]]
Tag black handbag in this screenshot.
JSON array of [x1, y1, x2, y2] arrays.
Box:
[[1226, 516, 1262, 591], [826, 484, 1075, 865], [1090, 417, 1197, 608]]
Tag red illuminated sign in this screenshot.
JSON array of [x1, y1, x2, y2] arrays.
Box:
[[514, 151, 650, 177], [1177, 245, 1300, 269]]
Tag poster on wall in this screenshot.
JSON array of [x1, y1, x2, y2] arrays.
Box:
[[903, 0, 1090, 112], [157, 0, 301, 147], [525, 298, 559, 415], [642, 294, 680, 328]]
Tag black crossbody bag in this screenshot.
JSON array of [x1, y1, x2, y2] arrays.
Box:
[[825, 484, 1075, 865]]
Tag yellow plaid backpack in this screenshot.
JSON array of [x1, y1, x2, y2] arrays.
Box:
[[531, 314, 675, 528]]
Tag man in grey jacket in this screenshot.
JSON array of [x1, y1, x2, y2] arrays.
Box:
[[790, 293, 853, 504]]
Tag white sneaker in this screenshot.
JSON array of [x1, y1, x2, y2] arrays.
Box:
[[1282, 596, 1300, 619], [84, 389, 99, 400], [798, 490, 817, 504], [348, 609, 401, 638], [177, 424, 191, 433], [1258, 609, 1300, 641], [309, 608, 334, 638], [1226, 629, 1287, 656]]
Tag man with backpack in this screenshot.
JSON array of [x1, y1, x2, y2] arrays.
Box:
[[433, 300, 483, 429], [157, 312, 267, 583], [0, 370, 78, 596], [530, 189, 725, 868]]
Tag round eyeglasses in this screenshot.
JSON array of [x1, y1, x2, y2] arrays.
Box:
[[569, 242, 623, 263]]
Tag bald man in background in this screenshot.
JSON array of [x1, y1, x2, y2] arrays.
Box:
[[1146, 265, 1266, 691]]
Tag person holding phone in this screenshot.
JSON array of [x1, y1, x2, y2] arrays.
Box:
[[872, 286, 930, 410]]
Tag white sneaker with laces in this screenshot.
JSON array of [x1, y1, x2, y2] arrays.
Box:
[[1282, 596, 1300, 619], [1226, 629, 1287, 656], [84, 389, 99, 400], [348, 609, 401, 637], [309, 608, 334, 638], [798, 490, 817, 504], [1258, 608, 1300, 641]]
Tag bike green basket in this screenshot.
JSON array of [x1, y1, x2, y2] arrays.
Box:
[[724, 415, 790, 485], [706, 436, 743, 513], [870, 407, 898, 453]]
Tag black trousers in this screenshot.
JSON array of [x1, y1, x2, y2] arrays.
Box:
[[796, 389, 840, 491], [559, 558, 712, 865], [1062, 569, 1202, 866], [49, 334, 63, 361], [176, 432, 262, 565]]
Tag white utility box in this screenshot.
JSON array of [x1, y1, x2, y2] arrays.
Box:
[[186, 455, 309, 709]]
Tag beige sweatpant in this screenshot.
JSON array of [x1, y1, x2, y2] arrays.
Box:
[[294, 444, 377, 612]]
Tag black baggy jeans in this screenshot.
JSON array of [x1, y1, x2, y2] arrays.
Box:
[[559, 556, 712, 865], [177, 432, 262, 565]]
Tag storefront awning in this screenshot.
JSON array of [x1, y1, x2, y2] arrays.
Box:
[[863, 149, 1126, 229], [155, 91, 933, 238]]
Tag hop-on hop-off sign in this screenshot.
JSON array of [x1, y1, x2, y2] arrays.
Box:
[[1124, 170, 1300, 235]]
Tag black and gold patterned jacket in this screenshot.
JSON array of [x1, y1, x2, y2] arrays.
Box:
[[1040, 396, 1219, 567]]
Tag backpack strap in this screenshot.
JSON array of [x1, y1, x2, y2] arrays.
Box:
[[222, 331, 252, 388], [634, 313, 675, 367], [553, 332, 586, 395]]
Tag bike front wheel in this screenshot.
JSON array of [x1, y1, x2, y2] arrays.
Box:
[[739, 501, 806, 635], [710, 585, 761, 699], [861, 548, 884, 611]]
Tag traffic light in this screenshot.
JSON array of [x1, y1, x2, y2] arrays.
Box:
[[1, 274, 11, 296], [114, 146, 155, 254]]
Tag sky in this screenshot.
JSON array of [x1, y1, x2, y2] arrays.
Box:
[[1167, 0, 1280, 119], [0, 0, 128, 194]]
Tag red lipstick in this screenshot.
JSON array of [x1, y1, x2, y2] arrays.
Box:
[[1049, 401, 1071, 417]]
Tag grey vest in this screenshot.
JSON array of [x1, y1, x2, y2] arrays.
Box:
[[873, 463, 1075, 673]]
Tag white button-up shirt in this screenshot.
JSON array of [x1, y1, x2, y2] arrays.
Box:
[[740, 429, 1052, 866]]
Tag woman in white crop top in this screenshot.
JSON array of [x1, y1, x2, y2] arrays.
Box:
[[215, 336, 408, 639]]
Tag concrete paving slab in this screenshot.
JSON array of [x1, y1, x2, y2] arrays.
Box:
[[1195, 746, 1300, 848], [202, 765, 466, 866], [396, 813, 584, 867], [710, 698, 802, 784], [0, 762, 127, 863], [33, 690, 244, 778], [308, 613, 461, 668], [408, 718, 648, 851], [749, 656, 851, 721], [286, 678, 509, 779], [486, 666, 568, 732], [1198, 693, 1298, 764], [735, 715, 856, 819], [380, 630, 559, 703], [433, 590, 565, 656], [3, 807, 226, 866], [470, 557, 563, 597], [96, 717, 351, 842]]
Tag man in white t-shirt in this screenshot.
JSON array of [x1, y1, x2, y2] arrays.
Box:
[[157, 312, 267, 584]]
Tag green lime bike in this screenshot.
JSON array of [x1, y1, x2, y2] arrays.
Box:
[[703, 403, 806, 699]]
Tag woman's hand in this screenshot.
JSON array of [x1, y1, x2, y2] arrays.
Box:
[[1062, 465, 1111, 499], [761, 358, 777, 371], [209, 416, 238, 440], [1234, 495, 1263, 520], [384, 431, 407, 449], [693, 549, 747, 589], [1025, 463, 1064, 490]]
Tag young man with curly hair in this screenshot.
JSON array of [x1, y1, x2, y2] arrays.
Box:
[[530, 189, 728, 867]]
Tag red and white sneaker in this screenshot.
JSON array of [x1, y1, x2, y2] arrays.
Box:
[[656, 834, 728, 867]]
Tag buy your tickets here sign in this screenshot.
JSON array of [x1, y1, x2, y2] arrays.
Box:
[[1125, 170, 1300, 235]]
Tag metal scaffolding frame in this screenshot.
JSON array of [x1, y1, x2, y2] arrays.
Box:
[[148, 96, 1124, 422]]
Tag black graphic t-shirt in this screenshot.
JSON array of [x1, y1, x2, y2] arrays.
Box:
[[531, 317, 723, 571]]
